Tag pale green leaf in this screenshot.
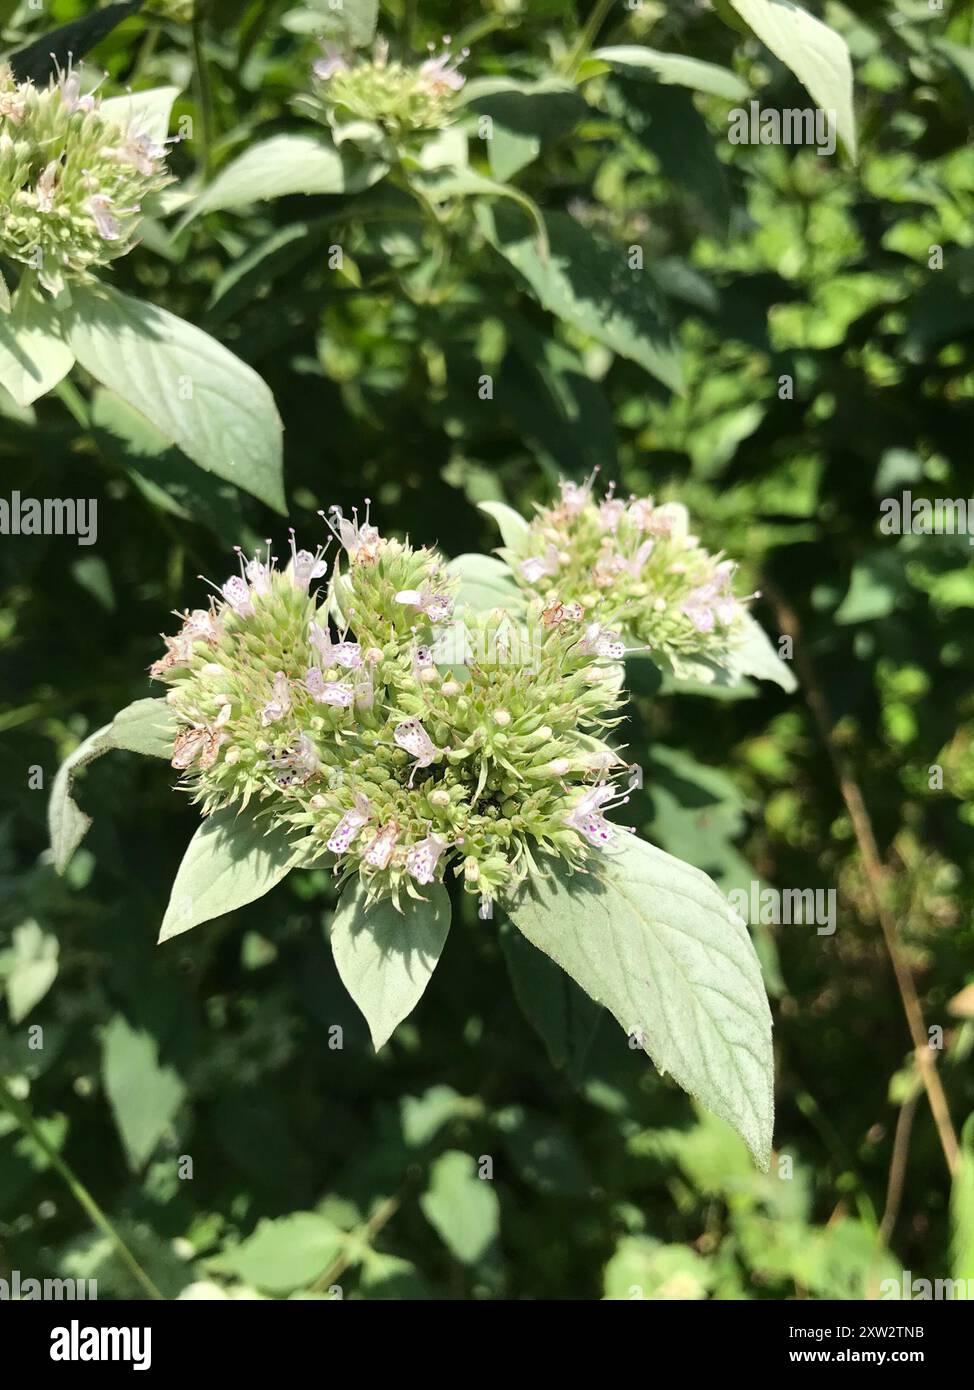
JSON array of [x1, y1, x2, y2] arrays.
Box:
[[209, 1213, 346, 1295], [477, 499, 531, 553], [508, 835, 774, 1168], [63, 282, 285, 512], [185, 134, 386, 221], [649, 613, 797, 693], [110, 697, 178, 758], [0, 281, 74, 408], [420, 1150, 500, 1265], [603, 1236, 713, 1300], [100, 85, 180, 142], [329, 881, 451, 1050], [445, 553, 524, 614], [3, 920, 59, 1024], [593, 45, 749, 101], [101, 1014, 186, 1170], [727, 0, 857, 160], [159, 807, 295, 943]]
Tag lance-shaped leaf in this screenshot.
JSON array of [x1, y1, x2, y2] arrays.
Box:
[[9, 0, 146, 83], [0, 280, 74, 408], [478, 204, 683, 392], [458, 77, 586, 181], [159, 807, 295, 943], [724, 0, 857, 160], [182, 134, 387, 224], [48, 697, 175, 874], [329, 881, 451, 1050], [63, 282, 285, 512], [508, 835, 774, 1168], [592, 45, 749, 101]]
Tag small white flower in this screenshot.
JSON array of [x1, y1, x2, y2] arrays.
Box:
[[305, 668, 355, 707], [327, 794, 372, 854], [87, 194, 120, 241], [394, 718, 438, 786], [522, 544, 560, 584], [395, 583, 454, 624], [405, 829, 452, 885], [260, 671, 292, 726], [313, 42, 349, 81]]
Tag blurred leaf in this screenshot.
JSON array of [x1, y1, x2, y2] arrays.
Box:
[[494, 1105, 592, 1196], [951, 1115, 974, 1286], [420, 1150, 500, 1265], [479, 204, 683, 392], [1, 920, 59, 1024], [101, 1014, 186, 1170], [835, 553, 905, 624], [9, 1, 146, 83], [209, 1212, 345, 1294], [603, 1236, 713, 1300]]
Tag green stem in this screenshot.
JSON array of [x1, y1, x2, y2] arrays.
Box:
[[191, 3, 215, 177], [54, 378, 91, 430], [0, 1078, 164, 1301], [560, 0, 618, 77]]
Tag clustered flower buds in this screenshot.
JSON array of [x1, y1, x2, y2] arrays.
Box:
[[0, 62, 173, 294], [150, 506, 633, 915], [310, 35, 468, 134], [510, 473, 758, 680]]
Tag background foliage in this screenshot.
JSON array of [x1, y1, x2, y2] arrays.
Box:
[[1, 0, 973, 1300]]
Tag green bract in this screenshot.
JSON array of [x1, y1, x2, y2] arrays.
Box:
[[149, 509, 629, 916], [0, 62, 173, 294]]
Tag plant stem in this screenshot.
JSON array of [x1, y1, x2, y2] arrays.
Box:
[[0, 1078, 164, 1300], [766, 582, 960, 1177], [54, 378, 91, 430], [312, 1190, 403, 1292], [560, 0, 617, 77], [191, 2, 215, 178]]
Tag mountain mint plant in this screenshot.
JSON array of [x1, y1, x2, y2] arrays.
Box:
[[0, 65, 284, 511], [51, 501, 778, 1168]]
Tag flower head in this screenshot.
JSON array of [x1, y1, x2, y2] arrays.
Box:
[[150, 507, 633, 911], [511, 478, 757, 681], [309, 36, 468, 134], [0, 62, 174, 293]]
